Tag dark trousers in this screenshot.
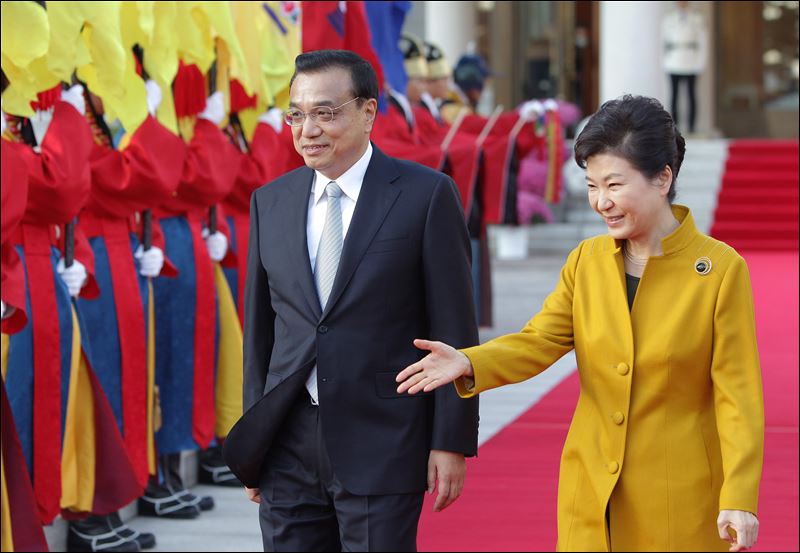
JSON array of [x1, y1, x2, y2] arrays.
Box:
[[258, 394, 425, 552], [670, 73, 697, 133]]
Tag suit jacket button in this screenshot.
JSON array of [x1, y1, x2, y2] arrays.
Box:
[[318, 325, 328, 334], [607, 461, 620, 474], [616, 363, 630, 376], [612, 412, 625, 425]]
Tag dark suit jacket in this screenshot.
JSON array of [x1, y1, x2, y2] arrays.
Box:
[[226, 144, 479, 495]]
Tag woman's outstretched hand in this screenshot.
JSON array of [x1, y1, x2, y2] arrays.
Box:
[[396, 339, 474, 394]]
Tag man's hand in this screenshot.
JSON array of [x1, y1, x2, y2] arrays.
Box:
[[257, 107, 284, 134], [61, 84, 86, 116], [145, 80, 163, 117], [428, 450, 466, 512], [134, 245, 165, 278], [245, 486, 261, 504], [198, 91, 225, 126], [718, 509, 759, 551], [56, 258, 88, 297], [202, 229, 228, 262]]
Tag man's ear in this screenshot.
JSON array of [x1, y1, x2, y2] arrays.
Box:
[[363, 98, 378, 132]]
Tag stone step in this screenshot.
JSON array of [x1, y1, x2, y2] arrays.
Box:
[[684, 139, 730, 156]]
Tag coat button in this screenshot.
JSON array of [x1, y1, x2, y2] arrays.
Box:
[[616, 363, 630, 375], [607, 461, 619, 474], [318, 325, 328, 334], [612, 412, 625, 425]]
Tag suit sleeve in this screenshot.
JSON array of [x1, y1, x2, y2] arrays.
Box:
[[456, 241, 580, 397], [712, 254, 764, 514], [423, 176, 480, 456], [242, 191, 276, 411]]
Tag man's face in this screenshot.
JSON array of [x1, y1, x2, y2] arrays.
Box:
[[405, 77, 427, 103], [426, 78, 450, 100], [289, 67, 376, 180]]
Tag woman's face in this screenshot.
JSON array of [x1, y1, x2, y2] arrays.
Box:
[[585, 153, 672, 242]]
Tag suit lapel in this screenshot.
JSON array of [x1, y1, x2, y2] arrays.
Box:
[[321, 147, 401, 319], [286, 167, 322, 318]]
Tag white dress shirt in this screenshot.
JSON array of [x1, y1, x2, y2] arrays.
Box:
[[305, 142, 373, 404]]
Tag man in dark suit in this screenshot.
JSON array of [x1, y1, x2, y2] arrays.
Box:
[[239, 50, 479, 552]]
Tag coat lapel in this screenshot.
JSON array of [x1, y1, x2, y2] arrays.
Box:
[[320, 147, 401, 319], [286, 167, 322, 318]]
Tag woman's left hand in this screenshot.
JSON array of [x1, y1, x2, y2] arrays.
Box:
[[717, 510, 759, 551]]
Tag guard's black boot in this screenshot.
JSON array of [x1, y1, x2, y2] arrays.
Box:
[[161, 451, 215, 511], [137, 457, 201, 519], [67, 515, 140, 552], [199, 445, 242, 487], [107, 511, 156, 550]]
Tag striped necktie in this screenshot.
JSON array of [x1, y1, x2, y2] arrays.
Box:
[[306, 181, 344, 404]]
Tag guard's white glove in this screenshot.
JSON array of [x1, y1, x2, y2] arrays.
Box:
[[519, 100, 543, 122], [198, 91, 225, 126], [257, 107, 284, 134], [56, 258, 88, 297], [718, 510, 759, 552], [145, 79, 163, 117], [134, 245, 165, 278], [61, 84, 86, 116], [543, 98, 559, 112], [1, 300, 6, 319], [202, 229, 228, 262], [30, 108, 54, 148], [1, 107, 6, 135]]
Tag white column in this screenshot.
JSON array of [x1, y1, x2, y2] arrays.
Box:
[[423, 1, 477, 66], [599, 1, 668, 105]]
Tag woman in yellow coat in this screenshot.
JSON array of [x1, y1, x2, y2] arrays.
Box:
[[397, 95, 764, 552]]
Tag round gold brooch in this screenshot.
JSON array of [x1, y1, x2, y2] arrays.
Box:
[[694, 257, 712, 275]]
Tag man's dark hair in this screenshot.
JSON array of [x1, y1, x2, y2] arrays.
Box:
[[289, 50, 379, 104], [574, 94, 686, 203]]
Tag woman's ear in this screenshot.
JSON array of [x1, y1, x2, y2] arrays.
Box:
[[657, 165, 674, 197]]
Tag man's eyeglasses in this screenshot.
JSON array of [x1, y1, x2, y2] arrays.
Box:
[[284, 97, 361, 126]]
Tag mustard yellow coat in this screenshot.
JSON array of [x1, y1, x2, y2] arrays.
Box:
[[458, 206, 764, 551]]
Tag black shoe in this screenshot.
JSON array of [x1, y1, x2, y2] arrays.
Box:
[[199, 446, 243, 487], [68, 516, 141, 552], [137, 492, 201, 519], [160, 451, 215, 506], [176, 489, 215, 511], [107, 511, 156, 550], [199, 459, 242, 487]]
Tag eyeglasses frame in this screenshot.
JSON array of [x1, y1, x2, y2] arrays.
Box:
[[284, 97, 362, 127]]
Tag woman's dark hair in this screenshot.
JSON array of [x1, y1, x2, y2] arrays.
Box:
[[574, 94, 685, 203], [289, 50, 378, 105]]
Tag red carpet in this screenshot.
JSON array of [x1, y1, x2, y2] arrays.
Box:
[[711, 140, 799, 251], [417, 251, 799, 551], [418, 374, 578, 551], [743, 251, 799, 552]]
